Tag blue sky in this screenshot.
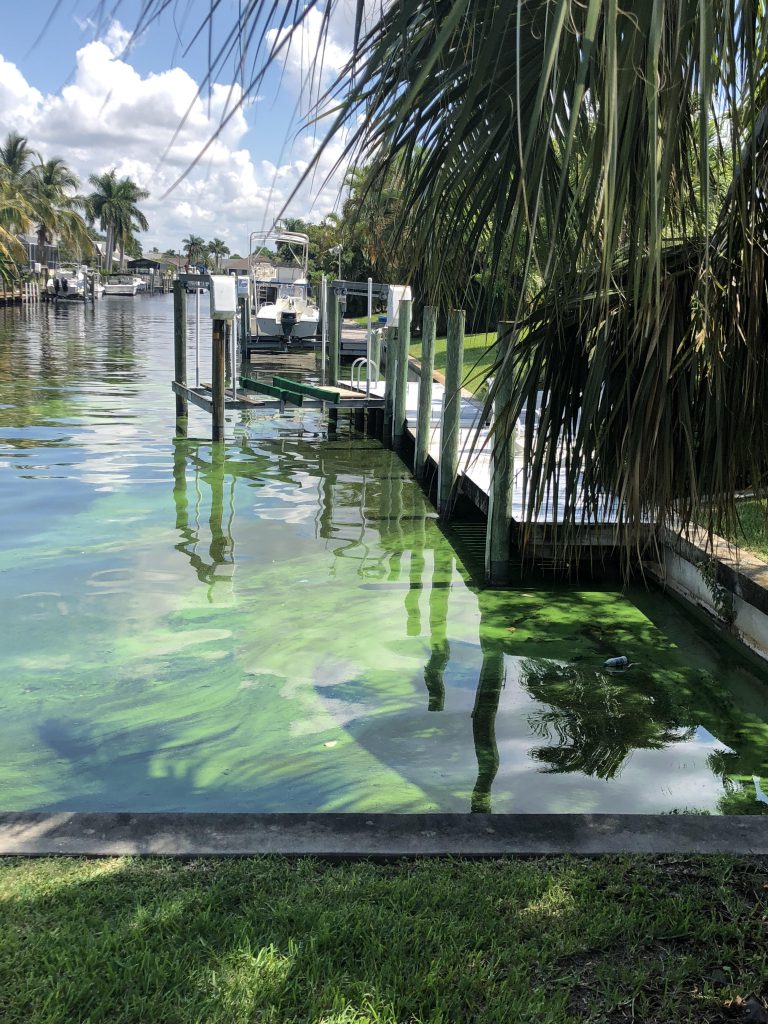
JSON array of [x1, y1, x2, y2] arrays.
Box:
[[0, 0, 354, 252]]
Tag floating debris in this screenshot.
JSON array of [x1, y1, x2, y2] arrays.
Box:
[[604, 656, 629, 669]]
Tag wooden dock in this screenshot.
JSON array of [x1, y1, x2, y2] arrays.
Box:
[[0, 281, 41, 305], [173, 377, 384, 415]]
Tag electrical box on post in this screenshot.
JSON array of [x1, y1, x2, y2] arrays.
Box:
[[209, 275, 237, 320], [386, 284, 412, 325]]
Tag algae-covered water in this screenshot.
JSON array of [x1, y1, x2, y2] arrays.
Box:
[[1, 295, 768, 814]]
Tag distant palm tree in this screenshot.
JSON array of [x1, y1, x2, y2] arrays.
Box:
[[85, 170, 149, 271], [182, 234, 206, 267], [31, 158, 92, 266], [207, 237, 230, 271], [0, 131, 37, 235], [0, 131, 37, 185], [0, 168, 29, 283]]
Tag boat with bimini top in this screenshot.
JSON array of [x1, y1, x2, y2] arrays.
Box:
[[250, 228, 319, 344]]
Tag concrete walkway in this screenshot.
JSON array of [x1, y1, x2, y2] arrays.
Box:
[[2, 812, 768, 857]]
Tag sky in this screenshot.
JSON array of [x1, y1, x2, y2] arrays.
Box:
[[0, 0, 358, 254]]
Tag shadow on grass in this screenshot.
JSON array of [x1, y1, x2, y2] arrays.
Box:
[[1, 855, 767, 1024]]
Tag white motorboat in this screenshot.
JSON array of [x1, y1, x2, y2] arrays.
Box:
[[250, 229, 319, 343], [46, 264, 88, 300], [254, 279, 320, 342], [103, 274, 143, 296]]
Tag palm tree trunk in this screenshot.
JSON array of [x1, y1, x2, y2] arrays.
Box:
[[105, 223, 114, 272], [36, 226, 47, 267]]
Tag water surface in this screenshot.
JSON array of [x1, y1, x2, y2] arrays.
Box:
[[1, 295, 767, 813]]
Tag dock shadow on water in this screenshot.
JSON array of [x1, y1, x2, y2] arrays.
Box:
[[2, 297, 768, 814]]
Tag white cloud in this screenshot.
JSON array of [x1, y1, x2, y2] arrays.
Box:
[[0, 18, 353, 251], [0, 55, 44, 126], [266, 6, 351, 113]]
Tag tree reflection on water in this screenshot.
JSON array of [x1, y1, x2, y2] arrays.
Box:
[[520, 659, 695, 779]]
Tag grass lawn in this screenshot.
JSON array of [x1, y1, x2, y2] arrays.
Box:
[[409, 332, 497, 395], [731, 499, 768, 563], [697, 499, 768, 564], [2, 855, 767, 1023], [351, 314, 387, 327]]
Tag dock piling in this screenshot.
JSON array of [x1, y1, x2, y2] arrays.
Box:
[[437, 309, 465, 519], [173, 281, 188, 418], [366, 277, 373, 398], [238, 296, 248, 362], [371, 328, 382, 380], [328, 287, 340, 387], [415, 305, 436, 480], [382, 326, 397, 446], [212, 320, 226, 442], [393, 299, 411, 450]]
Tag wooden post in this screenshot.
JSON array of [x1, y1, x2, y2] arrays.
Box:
[[415, 305, 436, 480], [382, 326, 397, 447], [485, 329, 515, 584], [238, 296, 248, 361], [224, 321, 232, 381], [393, 298, 411, 450], [173, 281, 188, 418], [212, 320, 226, 442], [328, 288, 340, 387], [437, 308, 465, 519], [371, 328, 382, 381]]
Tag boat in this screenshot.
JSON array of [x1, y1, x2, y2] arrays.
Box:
[[103, 274, 144, 296], [250, 229, 319, 344], [46, 265, 89, 301]]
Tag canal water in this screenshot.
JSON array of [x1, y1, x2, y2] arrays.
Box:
[[1, 294, 767, 814]]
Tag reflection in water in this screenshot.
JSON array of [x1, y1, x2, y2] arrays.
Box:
[[173, 439, 236, 598], [168, 427, 768, 814], [471, 642, 505, 812], [521, 660, 694, 779], [425, 549, 451, 713], [3, 297, 768, 813]]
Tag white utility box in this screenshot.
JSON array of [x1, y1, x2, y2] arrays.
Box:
[[209, 275, 238, 320], [386, 284, 412, 325]]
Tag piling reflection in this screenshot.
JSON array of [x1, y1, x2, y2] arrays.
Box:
[[172, 438, 255, 598], [471, 641, 505, 812]]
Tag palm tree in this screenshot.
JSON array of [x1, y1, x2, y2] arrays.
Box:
[[241, 0, 768, 560], [0, 131, 37, 237], [0, 168, 30, 283], [88, 2, 768, 557], [207, 238, 230, 271], [0, 131, 37, 184], [182, 234, 206, 267], [85, 170, 149, 271], [31, 158, 92, 266]]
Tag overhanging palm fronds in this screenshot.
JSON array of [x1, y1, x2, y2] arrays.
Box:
[[327, 0, 768, 555]]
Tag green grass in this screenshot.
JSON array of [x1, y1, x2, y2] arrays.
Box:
[[410, 332, 497, 395], [1, 856, 767, 1023], [698, 499, 768, 563], [351, 314, 387, 327], [731, 500, 768, 563]]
